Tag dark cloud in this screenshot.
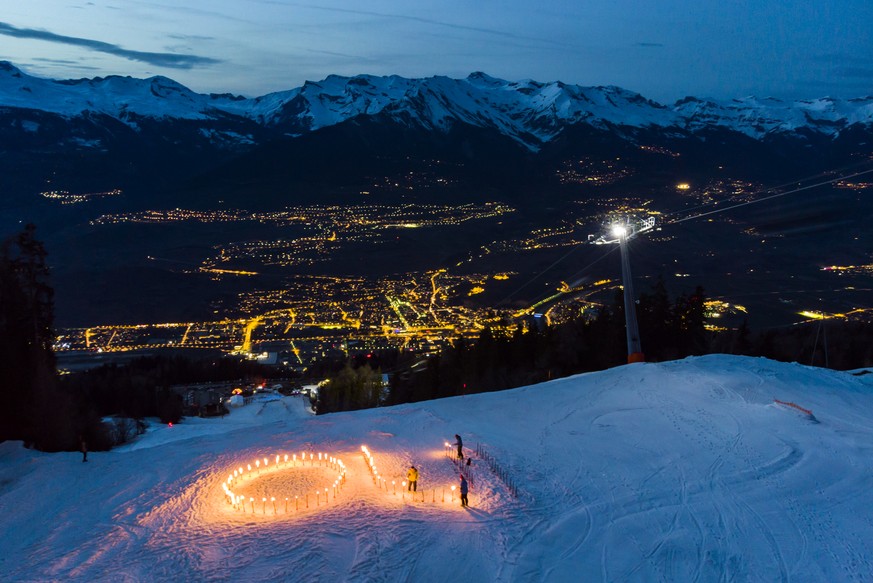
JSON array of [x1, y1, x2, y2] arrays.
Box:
[[29, 58, 102, 70], [304, 48, 378, 63], [635, 42, 664, 47], [167, 33, 216, 42], [0, 21, 221, 69], [32, 57, 82, 65]]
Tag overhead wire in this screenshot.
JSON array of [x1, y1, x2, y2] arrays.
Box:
[[657, 157, 873, 224], [493, 159, 873, 312], [494, 238, 614, 306], [665, 167, 873, 226]]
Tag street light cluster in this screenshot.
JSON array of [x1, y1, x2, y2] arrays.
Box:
[[221, 451, 347, 515]]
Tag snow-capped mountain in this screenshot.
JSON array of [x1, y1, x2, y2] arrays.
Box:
[[2, 61, 872, 150]]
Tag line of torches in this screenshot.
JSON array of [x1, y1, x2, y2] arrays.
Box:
[[361, 445, 457, 503], [222, 451, 347, 514]]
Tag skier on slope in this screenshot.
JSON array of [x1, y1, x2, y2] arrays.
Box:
[[459, 474, 469, 507], [453, 434, 463, 459]]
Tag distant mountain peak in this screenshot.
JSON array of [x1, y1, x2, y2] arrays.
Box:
[[467, 71, 502, 84], [0, 61, 23, 76]]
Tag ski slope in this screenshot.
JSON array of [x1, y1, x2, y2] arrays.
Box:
[[1, 355, 872, 582]]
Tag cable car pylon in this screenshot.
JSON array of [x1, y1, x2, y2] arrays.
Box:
[[594, 217, 654, 364]]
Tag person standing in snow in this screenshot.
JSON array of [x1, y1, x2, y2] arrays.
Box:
[[459, 474, 469, 507], [453, 434, 463, 459], [407, 465, 418, 491], [80, 436, 88, 463]]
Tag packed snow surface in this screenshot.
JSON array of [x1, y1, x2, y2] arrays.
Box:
[[2, 355, 873, 582]]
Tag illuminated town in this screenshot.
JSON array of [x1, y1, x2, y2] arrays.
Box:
[[52, 175, 873, 368], [41, 188, 123, 204], [54, 270, 623, 365], [58, 198, 627, 363]]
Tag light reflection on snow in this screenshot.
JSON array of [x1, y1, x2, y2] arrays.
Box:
[[220, 452, 347, 518]]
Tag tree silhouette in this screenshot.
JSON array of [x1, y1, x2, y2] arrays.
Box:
[[0, 224, 70, 449]]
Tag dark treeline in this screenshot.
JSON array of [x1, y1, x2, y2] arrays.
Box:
[[318, 280, 873, 414], [315, 363, 384, 413], [381, 281, 709, 407], [713, 320, 873, 371], [316, 281, 709, 412], [0, 224, 291, 451], [313, 350, 411, 414], [61, 354, 287, 424], [41, 353, 287, 451]]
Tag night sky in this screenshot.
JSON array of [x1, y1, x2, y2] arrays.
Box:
[[2, 0, 872, 102]]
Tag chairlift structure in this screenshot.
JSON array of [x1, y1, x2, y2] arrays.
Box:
[[594, 216, 655, 363]]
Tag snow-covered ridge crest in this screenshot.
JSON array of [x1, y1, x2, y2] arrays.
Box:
[[1, 61, 871, 149]]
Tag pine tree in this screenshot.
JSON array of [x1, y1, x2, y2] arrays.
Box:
[[733, 318, 752, 355], [0, 254, 29, 441], [673, 286, 707, 356], [638, 276, 675, 360], [0, 224, 67, 448], [317, 363, 383, 413]]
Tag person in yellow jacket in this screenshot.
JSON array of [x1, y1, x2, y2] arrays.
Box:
[[407, 465, 419, 492]]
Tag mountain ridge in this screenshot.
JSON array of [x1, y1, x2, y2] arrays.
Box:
[[3, 61, 872, 151]]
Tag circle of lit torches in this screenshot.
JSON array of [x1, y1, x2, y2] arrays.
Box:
[[222, 451, 347, 515]]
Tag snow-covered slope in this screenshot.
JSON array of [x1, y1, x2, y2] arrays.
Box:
[[0, 61, 231, 121], [2, 355, 872, 581], [2, 61, 872, 150]]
